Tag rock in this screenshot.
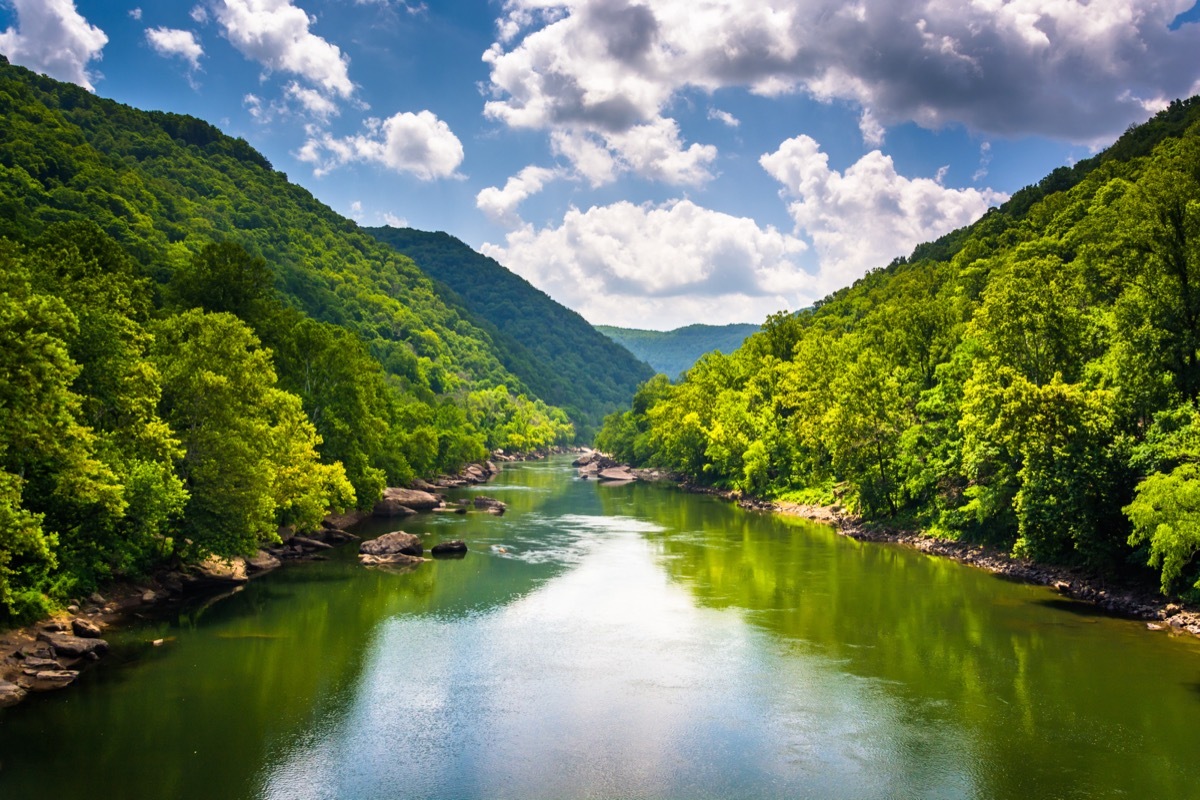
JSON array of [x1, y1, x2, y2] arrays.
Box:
[[141, 590, 159, 604], [292, 535, 333, 551], [320, 528, 358, 543], [22, 656, 62, 669], [195, 555, 249, 584], [433, 505, 468, 514], [1147, 622, 1165, 631], [88, 592, 106, 605], [1052, 580, 1071, 594], [473, 496, 507, 515], [360, 531, 423, 557], [381, 487, 442, 511], [24, 669, 79, 692], [1165, 603, 1183, 615], [37, 632, 109, 658], [0, 680, 27, 708], [66, 604, 79, 613], [572, 451, 597, 467], [372, 497, 417, 517], [411, 478, 439, 491], [598, 466, 637, 482], [359, 552, 425, 568], [247, 550, 282, 572], [485, 460, 499, 475], [71, 618, 103, 638], [431, 540, 468, 556]]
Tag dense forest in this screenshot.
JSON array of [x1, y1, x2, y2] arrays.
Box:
[[368, 227, 655, 439], [596, 323, 760, 380], [0, 60, 574, 623], [598, 96, 1200, 599]]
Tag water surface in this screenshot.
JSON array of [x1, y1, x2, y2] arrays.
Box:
[[2, 458, 1197, 799]]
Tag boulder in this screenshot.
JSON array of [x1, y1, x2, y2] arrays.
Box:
[[411, 478, 439, 491], [71, 618, 103, 638], [23, 669, 79, 692], [431, 540, 468, 556], [372, 497, 417, 518], [292, 536, 333, 551], [359, 552, 425, 568], [433, 505, 468, 514], [247, 550, 282, 572], [0, 680, 27, 708], [598, 466, 637, 482], [381, 487, 442, 511], [473, 496, 507, 515], [195, 555, 249, 584], [360, 531, 423, 557], [485, 460, 499, 475], [572, 451, 597, 467], [37, 631, 109, 659]]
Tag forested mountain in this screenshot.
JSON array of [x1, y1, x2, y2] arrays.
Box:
[[0, 59, 573, 622], [598, 96, 1200, 599], [367, 227, 655, 439], [595, 323, 760, 380]]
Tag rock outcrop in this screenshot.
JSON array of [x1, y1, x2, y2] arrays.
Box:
[[360, 531, 424, 559], [473, 496, 507, 515], [431, 540, 468, 556]]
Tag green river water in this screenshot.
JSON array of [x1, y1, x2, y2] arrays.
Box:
[[1, 457, 1198, 799]]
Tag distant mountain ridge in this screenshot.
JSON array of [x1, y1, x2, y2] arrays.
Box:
[[596, 323, 761, 379], [366, 227, 655, 439]]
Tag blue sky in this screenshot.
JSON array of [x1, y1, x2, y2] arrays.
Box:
[[2, 0, 1199, 329]]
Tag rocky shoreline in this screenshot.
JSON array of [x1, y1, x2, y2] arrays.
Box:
[[0, 457, 509, 710], [670, 480, 1200, 640]]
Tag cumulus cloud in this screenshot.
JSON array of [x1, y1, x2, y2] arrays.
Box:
[[146, 27, 204, 72], [485, 0, 1200, 154], [190, 5, 209, 24], [129, 8, 143, 20], [481, 199, 811, 328], [214, 0, 353, 98], [0, 0, 108, 91], [476, 165, 561, 226], [285, 80, 338, 119], [858, 107, 885, 146], [382, 211, 408, 227], [761, 135, 1007, 283], [298, 110, 465, 180]]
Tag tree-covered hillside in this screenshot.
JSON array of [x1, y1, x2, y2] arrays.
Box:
[[0, 59, 573, 623], [598, 96, 1200, 599], [367, 227, 655, 439], [595, 323, 760, 380]]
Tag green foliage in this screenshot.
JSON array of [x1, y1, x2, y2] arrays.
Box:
[[595, 323, 759, 380], [0, 62, 586, 622], [598, 94, 1200, 594], [367, 227, 655, 439]]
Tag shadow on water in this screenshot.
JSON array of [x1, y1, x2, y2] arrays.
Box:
[[1033, 597, 1141, 620]]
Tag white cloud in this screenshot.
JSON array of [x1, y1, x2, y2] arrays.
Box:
[[129, 8, 143, 21], [214, 0, 353, 97], [973, 141, 993, 182], [382, 212, 408, 227], [298, 110, 465, 180], [760, 135, 1007, 284], [481, 199, 811, 328], [707, 107, 740, 127], [476, 165, 561, 227], [485, 0, 1200, 154], [285, 80, 338, 119], [0, 0, 108, 91], [146, 27, 204, 72], [190, 5, 209, 24], [858, 107, 884, 146]]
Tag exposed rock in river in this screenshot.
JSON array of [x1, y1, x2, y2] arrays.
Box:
[[473, 496, 507, 515], [37, 632, 109, 659], [194, 555, 249, 585], [379, 487, 442, 511], [0, 679, 27, 707], [598, 466, 637, 482], [360, 531, 424, 559], [71, 618, 103, 638], [431, 540, 468, 556], [359, 552, 425, 568]]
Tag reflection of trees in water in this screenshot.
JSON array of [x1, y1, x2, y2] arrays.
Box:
[[596, 481, 1200, 800]]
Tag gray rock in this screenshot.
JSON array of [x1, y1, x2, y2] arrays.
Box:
[[292, 536, 333, 551], [24, 669, 79, 692], [0, 680, 27, 708], [381, 487, 442, 511], [360, 531, 423, 557], [194, 555, 249, 584], [247, 550, 282, 572], [37, 632, 109, 658], [473, 496, 507, 515], [71, 617, 103, 638], [372, 497, 418, 518], [598, 466, 637, 482], [431, 540, 468, 556]]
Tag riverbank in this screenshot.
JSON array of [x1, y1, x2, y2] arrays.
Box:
[[669, 478, 1200, 639], [0, 457, 511, 710]]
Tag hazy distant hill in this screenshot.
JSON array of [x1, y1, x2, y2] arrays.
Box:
[[595, 324, 760, 379], [367, 227, 656, 438]]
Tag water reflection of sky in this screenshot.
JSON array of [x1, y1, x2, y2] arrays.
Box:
[[258, 515, 973, 799]]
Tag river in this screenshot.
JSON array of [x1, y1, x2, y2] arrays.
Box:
[[1, 457, 1197, 798]]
